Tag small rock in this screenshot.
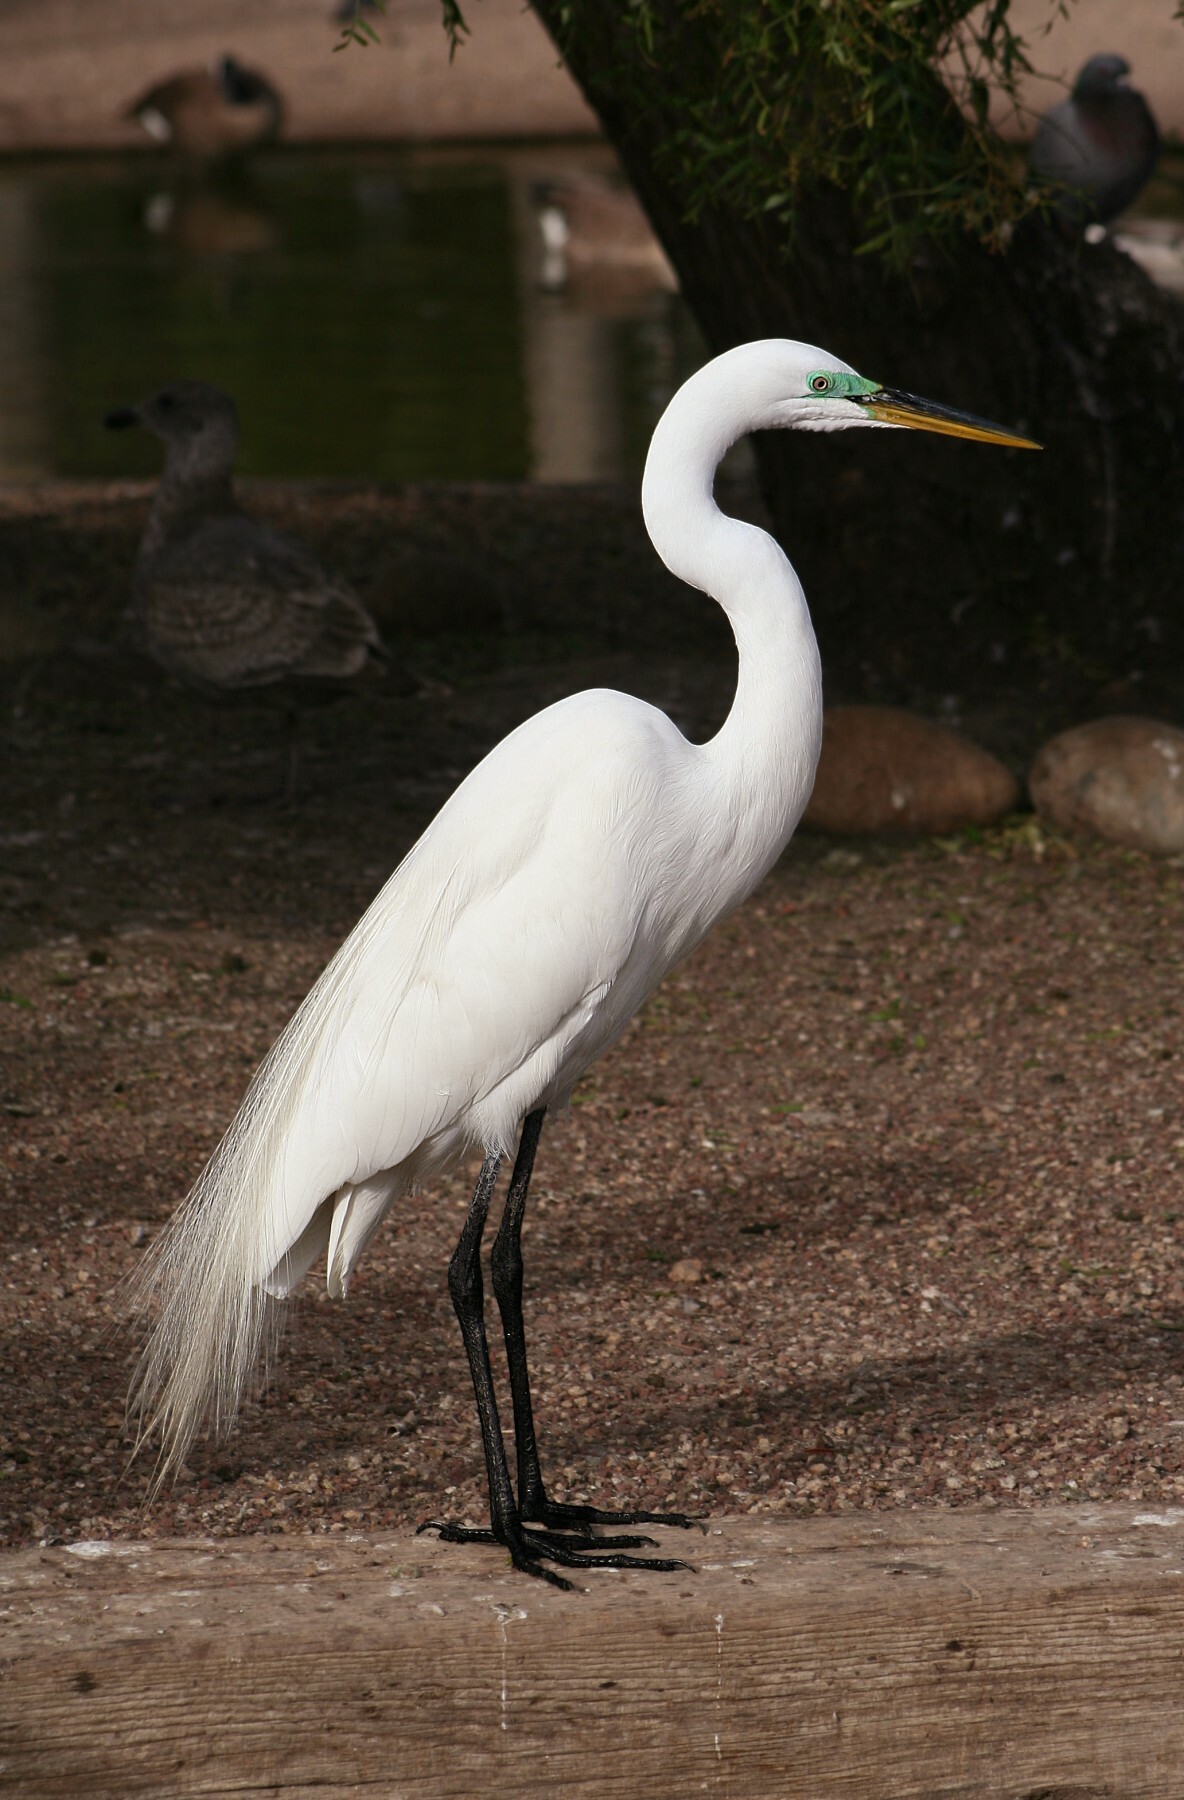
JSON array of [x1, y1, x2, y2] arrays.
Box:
[[1029, 716, 1184, 853], [668, 1257, 703, 1285], [803, 706, 1019, 836]]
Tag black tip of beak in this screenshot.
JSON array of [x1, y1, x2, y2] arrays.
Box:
[[104, 407, 139, 431]]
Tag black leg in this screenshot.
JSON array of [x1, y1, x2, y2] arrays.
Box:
[[437, 1150, 519, 1540], [418, 1150, 576, 1588], [418, 1126, 693, 1587], [489, 1109, 548, 1517], [490, 1109, 701, 1542]]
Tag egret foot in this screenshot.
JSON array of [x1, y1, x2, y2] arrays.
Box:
[[415, 1516, 691, 1588], [416, 1515, 659, 1551], [522, 1493, 703, 1536]]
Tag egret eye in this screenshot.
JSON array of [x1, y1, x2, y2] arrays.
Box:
[[809, 374, 833, 394]]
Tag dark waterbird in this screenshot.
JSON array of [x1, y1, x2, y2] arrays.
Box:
[[1030, 54, 1159, 230], [532, 172, 676, 301], [124, 55, 284, 166], [105, 381, 387, 795]]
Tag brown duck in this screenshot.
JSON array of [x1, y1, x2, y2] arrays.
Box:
[[106, 382, 388, 797], [125, 56, 283, 165]]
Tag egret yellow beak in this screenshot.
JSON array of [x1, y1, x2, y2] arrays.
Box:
[[862, 388, 1041, 451]]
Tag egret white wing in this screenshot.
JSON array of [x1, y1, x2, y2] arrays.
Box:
[[130, 689, 688, 1471]]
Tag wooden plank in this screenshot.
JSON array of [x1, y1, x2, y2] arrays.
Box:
[[2, 1506, 1183, 1798]]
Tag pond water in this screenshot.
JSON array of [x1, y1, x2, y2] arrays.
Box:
[[0, 143, 702, 485], [1, 143, 1180, 488]]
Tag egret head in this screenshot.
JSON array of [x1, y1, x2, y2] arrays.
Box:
[[643, 339, 1038, 548], [749, 343, 1040, 450]]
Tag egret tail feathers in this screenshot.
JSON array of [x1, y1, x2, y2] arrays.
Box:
[[125, 844, 451, 1481], [127, 1137, 285, 1490]]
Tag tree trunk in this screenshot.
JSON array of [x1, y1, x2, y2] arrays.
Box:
[[529, 1, 1184, 734]]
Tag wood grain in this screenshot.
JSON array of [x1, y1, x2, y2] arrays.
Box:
[[3, 1506, 1183, 1798]]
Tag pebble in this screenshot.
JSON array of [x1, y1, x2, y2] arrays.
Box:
[[668, 1257, 703, 1285]]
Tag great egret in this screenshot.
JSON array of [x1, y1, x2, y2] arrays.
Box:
[[1030, 54, 1159, 230], [130, 339, 1037, 1587], [106, 381, 387, 794], [124, 56, 284, 164]]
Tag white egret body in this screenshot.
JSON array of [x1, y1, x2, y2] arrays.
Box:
[[133, 339, 1036, 1585]]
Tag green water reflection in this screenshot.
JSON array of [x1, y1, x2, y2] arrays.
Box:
[[0, 147, 693, 482]]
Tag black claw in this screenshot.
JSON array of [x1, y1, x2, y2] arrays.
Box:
[[527, 1515, 660, 1549], [417, 1518, 498, 1545], [526, 1498, 703, 1536], [417, 1514, 690, 1578], [510, 1555, 577, 1592], [528, 1535, 690, 1574], [417, 1519, 576, 1588]]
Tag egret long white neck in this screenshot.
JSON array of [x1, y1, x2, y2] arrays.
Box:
[[641, 349, 823, 839]]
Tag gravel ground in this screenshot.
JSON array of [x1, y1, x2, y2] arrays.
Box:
[[1, 482, 1182, 1553]]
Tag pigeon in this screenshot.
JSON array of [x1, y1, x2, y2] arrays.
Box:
[[1030, 54, 1159, 229]]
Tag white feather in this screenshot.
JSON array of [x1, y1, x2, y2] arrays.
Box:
[[137, 107, 173, 143]]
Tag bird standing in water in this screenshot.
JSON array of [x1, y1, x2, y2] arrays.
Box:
[[533, 172, 677, 298], [125, 56, 284, 166], [1030, 54, 1159, 230], [130, 340, 1037, 1587]]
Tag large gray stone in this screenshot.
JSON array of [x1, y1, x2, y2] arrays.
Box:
[[803, 706, 1019, 837], [1029, 716, 1184, 853]]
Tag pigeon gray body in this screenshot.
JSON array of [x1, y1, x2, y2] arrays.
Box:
[[1030, 54, 1159, 228], [107, 382, 385, 696]]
